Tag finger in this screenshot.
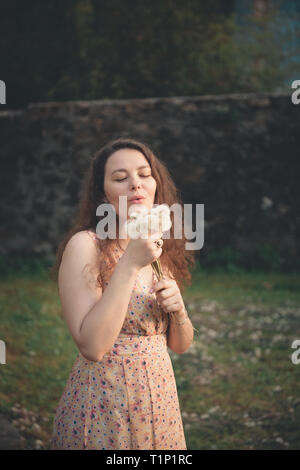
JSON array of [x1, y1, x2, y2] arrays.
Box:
[[162, 298, 180, 310], [153, 279, 173, 292], [153, 280, 166, 292], [157, 286, 176, 300], [149, 231, 163, 241], [166, 304, 180, 312], [160, 302, 180, 313]]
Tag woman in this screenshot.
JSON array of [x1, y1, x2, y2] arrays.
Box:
[[50, 137, 196, 450]]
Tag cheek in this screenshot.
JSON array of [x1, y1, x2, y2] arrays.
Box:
[[104, 188, 115, 203], [103, 180, 113, 200], [106, 184, 127, 201], [146, 177, 157, 194]]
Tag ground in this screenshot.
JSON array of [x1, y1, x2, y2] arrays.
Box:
[[0, 270, 299, 449]]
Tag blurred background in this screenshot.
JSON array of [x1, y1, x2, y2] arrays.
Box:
[[1, 0, 300, 107], [0, 0, 299, 450]]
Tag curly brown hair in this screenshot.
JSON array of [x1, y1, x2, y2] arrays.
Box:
[[50, 137, 196, 293]]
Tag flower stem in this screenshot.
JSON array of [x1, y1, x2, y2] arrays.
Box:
[[151, 260, 162, 281]]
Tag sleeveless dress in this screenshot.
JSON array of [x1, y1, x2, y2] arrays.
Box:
[[50, 232, 187, 450]]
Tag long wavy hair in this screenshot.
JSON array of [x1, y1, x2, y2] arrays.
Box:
[[50, 137, 196, 293]]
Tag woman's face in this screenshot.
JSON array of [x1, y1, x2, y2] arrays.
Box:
[[103, 148, 157, 219]]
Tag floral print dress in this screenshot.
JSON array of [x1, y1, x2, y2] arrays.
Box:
[[50, 233, 187, 450]]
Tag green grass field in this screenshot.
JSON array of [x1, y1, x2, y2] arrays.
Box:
[[0, 264, 299, 449]]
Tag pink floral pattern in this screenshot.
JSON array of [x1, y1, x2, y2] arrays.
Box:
[[50, 235, 186, 450]]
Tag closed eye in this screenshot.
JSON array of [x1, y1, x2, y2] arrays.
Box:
[[116, 175, 151, 182]]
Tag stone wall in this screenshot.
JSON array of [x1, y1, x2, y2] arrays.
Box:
[[0, 93, 299, 260]]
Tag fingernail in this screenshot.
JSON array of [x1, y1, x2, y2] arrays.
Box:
[[150, 287, 154, 293]]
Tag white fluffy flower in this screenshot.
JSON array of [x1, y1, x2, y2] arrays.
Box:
[[124, 204, 172, 239], [151, 204, 172, 232]]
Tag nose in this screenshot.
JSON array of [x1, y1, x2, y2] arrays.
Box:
[[130, 176, 142, 190]]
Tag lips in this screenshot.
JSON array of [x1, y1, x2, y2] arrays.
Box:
[[129, 196, 145, 202]]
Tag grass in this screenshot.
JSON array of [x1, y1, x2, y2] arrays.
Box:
[[0, 259, 299, 449], [174, 267, 300, 449]]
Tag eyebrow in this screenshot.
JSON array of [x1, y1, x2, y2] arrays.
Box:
[[111, 165, 150, 175]]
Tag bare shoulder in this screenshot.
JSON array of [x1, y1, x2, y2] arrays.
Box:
[[63, 230, 99, 258], [57, 231, 103, 354], [60, 230, 101, 285]]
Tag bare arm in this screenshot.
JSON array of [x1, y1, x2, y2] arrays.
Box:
[[167, 307, 194, 354], [58, 230, 163, 362], [78, 253, 139, 361]]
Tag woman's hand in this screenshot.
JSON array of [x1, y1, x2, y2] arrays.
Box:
[[123, 231, 163, 270], [152, 276, 185, 315]]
